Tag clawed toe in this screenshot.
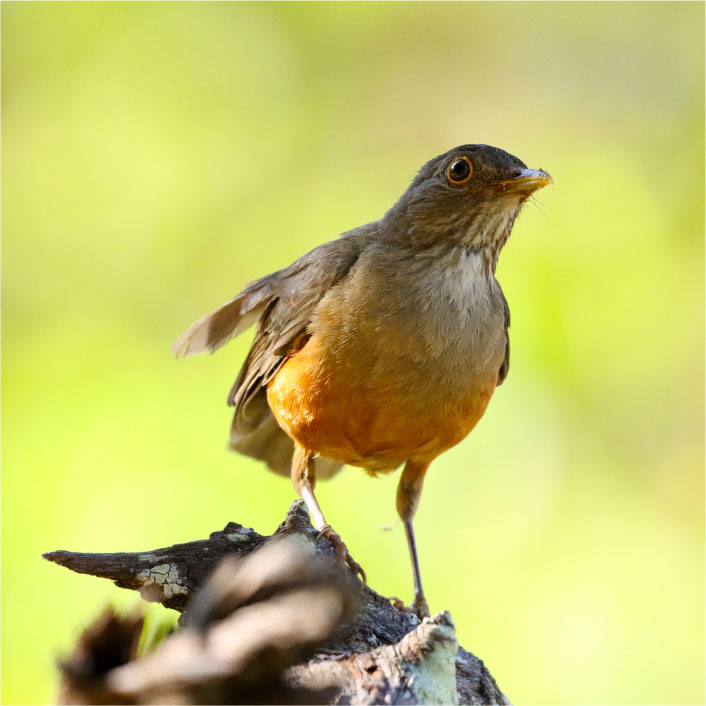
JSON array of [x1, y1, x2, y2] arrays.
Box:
[[388, 595, 409, 612], [316, 525, 367, 583], [344, 553, 367, 584], [387, 594, 429, 619]]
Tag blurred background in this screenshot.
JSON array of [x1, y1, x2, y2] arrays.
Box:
[[2, 2, 703, 704]]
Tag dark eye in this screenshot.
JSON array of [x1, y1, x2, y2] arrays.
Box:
[[447, 156, 473, 184]]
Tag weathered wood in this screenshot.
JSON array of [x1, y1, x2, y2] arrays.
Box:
[[45, 500, 510, 705], [44, 520, 269, 614]]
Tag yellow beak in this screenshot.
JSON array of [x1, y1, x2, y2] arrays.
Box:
[[495, 168, 553, 194]]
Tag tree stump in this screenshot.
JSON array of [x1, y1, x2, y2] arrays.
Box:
[[44, 500, 510, 705]]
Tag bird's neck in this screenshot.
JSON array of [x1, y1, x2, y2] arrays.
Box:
[[381, 201, 520, 276]]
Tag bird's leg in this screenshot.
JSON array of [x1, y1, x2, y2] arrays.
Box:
[[397, 459, 431, 619], [291, 444, 366, 583], [403, 519, 429, 619]]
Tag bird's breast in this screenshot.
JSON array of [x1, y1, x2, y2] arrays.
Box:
[[267, 247, 507, 469]]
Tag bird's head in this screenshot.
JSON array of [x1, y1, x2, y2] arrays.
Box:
[[384, 144, 552, 268]]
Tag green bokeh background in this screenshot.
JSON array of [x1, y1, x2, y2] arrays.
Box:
[[2, 2, 704, 704]]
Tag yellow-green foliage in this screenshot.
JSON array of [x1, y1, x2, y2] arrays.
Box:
[[2, 3, 703, 704]]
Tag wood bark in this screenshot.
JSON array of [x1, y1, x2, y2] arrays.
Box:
[[45, 500, 510, 705]]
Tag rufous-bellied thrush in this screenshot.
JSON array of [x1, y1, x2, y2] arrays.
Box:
[[173, 144, 552, 618]]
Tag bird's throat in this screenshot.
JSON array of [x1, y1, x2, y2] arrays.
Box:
[[463, 200, 522, 273]]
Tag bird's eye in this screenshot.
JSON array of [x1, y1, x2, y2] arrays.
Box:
[[447, 156, 473, 184]]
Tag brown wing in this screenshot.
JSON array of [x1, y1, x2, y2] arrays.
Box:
[[172, 235, 362, 368], [228, 236, 362, 475], [229, 237, 362, 425], [171, 276, 281, 358], [172, 232, 366, 474], [497, 293, 510, 386]]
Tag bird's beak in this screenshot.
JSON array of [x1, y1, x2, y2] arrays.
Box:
[[493, 169, 553, 195]]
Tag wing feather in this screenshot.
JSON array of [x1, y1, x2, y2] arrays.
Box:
[[171, 279, 276, 358], [229, 238, 361, 421], [173, 227, 371, 476], [497, 293, 510, 386]]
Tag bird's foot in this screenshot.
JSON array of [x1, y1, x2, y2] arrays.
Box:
[[316, 524, 367, 584], [388, 595, 408, 612], [388, 594, 430, 619], [411, 594, 430, 620]]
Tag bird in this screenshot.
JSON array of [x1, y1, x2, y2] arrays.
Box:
[[172, 144, 552, 619]]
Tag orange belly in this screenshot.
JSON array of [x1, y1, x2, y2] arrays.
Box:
[[267, 334, 497, 472]]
